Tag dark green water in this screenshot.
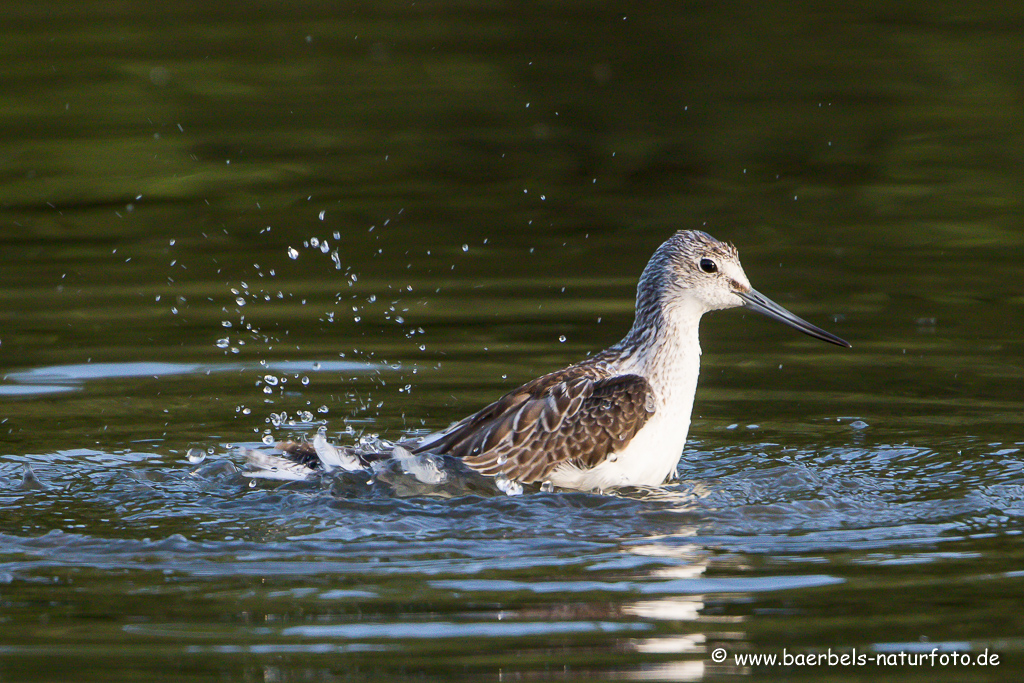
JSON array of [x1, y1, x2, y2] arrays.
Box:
[[2, 2, 1023, 681]]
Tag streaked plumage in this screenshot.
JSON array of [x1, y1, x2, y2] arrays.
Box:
[[269, 230, 850, 491]]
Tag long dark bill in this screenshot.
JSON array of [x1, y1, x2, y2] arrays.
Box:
[[737, 289, 851, 348]]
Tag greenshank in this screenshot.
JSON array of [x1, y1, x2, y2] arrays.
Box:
[[264, 230, 850, 491]]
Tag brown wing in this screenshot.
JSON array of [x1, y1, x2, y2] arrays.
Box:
[[414, 370, 654, 484]]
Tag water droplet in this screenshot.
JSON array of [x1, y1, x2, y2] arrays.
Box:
[[558, 335, 566, 343], [318, 405, 329, 413], [263, 375, 279, 386], [461, 244, 469, 252], [287, 247, 299, 259], [249, 479, 257, 488], [310, 237, 320, 248], [319, 210, 326, 220], [262, 434, 275, 445], [235, 297, 245, 306], [496, 454, 508, 465], [216, 337, 230, 349], [540, 481, 553, 492], [186, 448, 206, 464], [850, 420, 869, 430], [301, 376, 310, 385]]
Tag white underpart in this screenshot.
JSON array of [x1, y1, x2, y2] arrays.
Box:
[[548, 302, 705, 490]]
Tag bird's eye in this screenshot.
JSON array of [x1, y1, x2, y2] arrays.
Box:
[[699, 258, 717, 274]]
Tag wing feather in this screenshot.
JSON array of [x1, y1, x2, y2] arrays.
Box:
[[414, 368, 654, 484]]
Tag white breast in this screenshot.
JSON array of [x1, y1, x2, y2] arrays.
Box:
[[549, 321, 702, 490], [548, 413, 692, 489]]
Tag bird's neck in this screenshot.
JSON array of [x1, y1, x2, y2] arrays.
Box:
[[609, 298, 704, 409]]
